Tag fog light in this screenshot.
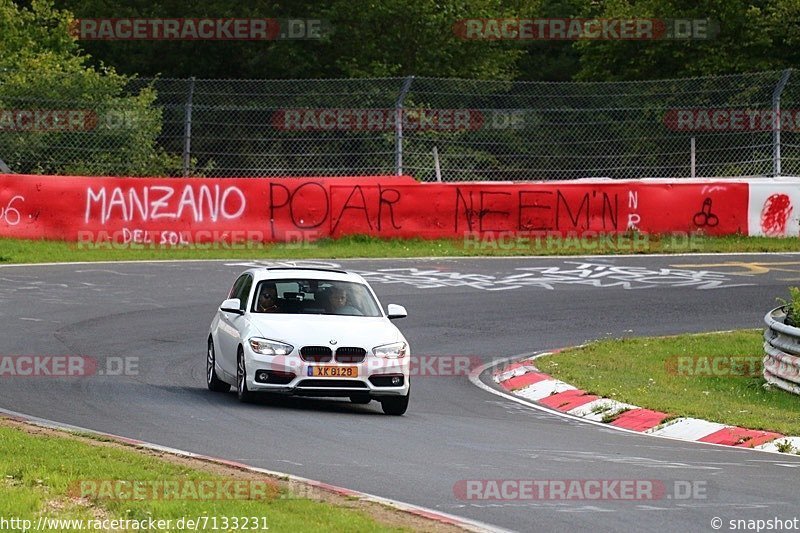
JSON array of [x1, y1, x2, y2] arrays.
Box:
[[391, 376, 401, 385], [257, 371, 269, 382]]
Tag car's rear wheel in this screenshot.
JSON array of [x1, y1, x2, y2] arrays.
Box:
[[207, 338, 231, 392], [380, 391, 409, 415], [349, 394, 371, 404], [237, 348, 256, 403]]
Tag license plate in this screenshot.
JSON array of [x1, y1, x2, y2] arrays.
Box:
[[308, 366, 358, 378]]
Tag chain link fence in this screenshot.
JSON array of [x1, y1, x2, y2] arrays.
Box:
[[1, 70, 798, 180]]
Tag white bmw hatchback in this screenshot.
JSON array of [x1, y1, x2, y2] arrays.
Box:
[[207, 267, 411, 415]]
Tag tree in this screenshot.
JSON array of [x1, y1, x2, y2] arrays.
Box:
[[0, 0, 178, 176], [573, 0, 791, 81], [58, 0, 527, 80]]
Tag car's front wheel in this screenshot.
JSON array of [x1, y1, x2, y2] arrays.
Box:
[[380, 391, 409, 416], [237, 348, 256, 403], [207, 338, 231, 392]]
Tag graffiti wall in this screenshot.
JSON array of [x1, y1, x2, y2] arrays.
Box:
[[326, 181, 747, 237], [0, 173, 789, 242], [748, 181, 800, 237]]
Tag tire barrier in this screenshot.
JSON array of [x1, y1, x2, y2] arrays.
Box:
[[763, 306, 800, 396]]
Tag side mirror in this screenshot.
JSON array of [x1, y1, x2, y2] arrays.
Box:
[[220, 298, 244, 315], [387, 304, 407, 320]]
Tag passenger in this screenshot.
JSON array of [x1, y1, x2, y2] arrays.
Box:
[[255, 283, 280, 313], [326, 286, 362, 315]]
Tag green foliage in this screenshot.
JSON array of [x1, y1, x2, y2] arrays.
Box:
[[0, 423, 408, 532], [778, 286, 800, 326], [321, 0, 525, 79], [59, 0, 528, 80], [574, 0, 795, 81], [54, 0, 800, 82], [0, 0, 176, 176], [600, 408, 630, 423], [4, 234, 800, 265], [789, 286, 800, 317]]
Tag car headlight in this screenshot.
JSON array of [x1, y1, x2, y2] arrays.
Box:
[[372, 341, 407, 359], [249, 337, 294, 356]]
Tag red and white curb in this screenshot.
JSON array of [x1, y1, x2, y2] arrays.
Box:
[[0, 407, 509, 533], [474, 352, 800, 455]]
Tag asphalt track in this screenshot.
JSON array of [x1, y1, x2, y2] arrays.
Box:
[[2, 254, 800, 533]]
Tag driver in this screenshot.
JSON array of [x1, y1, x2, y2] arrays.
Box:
[[255, 283, 280, 313]]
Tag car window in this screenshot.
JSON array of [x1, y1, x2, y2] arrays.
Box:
[[275, 281, 299, 296], [229, 274, 247, 299], [235, 274, 252, 311], [251, 278, 382, 317]]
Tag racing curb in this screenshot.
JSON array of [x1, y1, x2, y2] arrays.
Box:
[[487, 350, 800, 455], [0, 407, 508, 533]]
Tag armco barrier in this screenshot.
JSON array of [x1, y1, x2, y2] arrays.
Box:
[[763, 306, 800, 396], [0, 174, 798, 242]]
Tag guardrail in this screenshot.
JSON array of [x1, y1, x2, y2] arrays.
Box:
[[763, 306, 800, 395]]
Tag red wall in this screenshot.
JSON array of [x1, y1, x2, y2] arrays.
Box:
[[0, 174, 749, 242]]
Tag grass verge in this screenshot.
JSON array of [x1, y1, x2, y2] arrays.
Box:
[[0, 418, 456, 533], [1, 234, 800, 264], [536, 330, 800, 437]]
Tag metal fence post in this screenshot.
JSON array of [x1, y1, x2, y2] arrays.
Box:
[[772, 69, 792, 177], [690, 136, 696, 178], [432, 146, 442, 182], [395, 76, 414, 176], [182, 76, 196, 177]]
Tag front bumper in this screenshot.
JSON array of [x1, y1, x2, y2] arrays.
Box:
[[244, 348, 410, 398]]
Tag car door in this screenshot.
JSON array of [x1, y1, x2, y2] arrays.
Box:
[[217, 273, 252, 377]]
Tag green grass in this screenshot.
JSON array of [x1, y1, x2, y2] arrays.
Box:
[[0, 234, 799, 264], [537, 330, 800, 436], [0, 421, 410, 532]]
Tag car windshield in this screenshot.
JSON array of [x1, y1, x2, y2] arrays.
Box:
[[251, 278, 382, 317]]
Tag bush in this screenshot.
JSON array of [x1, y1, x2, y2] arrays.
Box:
[[779, 286, 800, 327]]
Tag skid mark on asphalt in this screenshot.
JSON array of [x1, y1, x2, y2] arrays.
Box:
[[73, 269, 155, 277], [483, 400, 577, 420], [0, 276, 97, 304], [0, 272, 171, 308], [517, 450, 723, 470], [276, 459, 304, 466]]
